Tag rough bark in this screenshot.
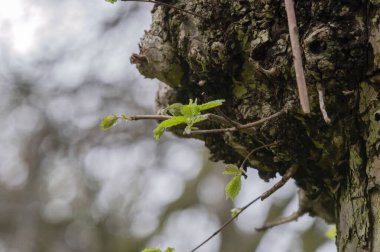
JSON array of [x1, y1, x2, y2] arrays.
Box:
[[131, 0, 380, 251]]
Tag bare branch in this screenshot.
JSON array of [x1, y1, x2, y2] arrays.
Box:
[[125, 113, 235, 125], [190, 164, 299, 252], [205, 113, 242, 127], [260, 164, 298, 201], [188, 128, 235, 135], [255, 206, 306, 231], [256, 189, 308, 231], [127, 115, 172, 121], [317, 83, 331, 124], [201, 93, 242, 127], [238, 109, 286, 130], [189, 109, 286, 135], [190, 195, 262, 252], [284, 0, 310, 114], [255, 209, 305, 232]]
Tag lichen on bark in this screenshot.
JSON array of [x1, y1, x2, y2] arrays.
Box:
[[131, 0, 380, 250]]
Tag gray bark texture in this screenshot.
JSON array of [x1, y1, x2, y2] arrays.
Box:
[[130, 0, 380, 251]]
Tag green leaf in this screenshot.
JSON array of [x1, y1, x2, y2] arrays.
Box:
[[153, 116, 188, 140], [198, 99, 225, 111], [105, 0, 118, 3], [142, 249, 161, 252], [225, 175, 242, 201], [230, 208, 241, 218], [164, 248, 175, 252], [181, 102, 201, 118], [100, 115, 119, 130], [325, 226, 336, 240], [158, 116, 187, 128], [165, 103, 184, 116], [153, 126, 166, 140], [191, 115, 207, 124], [223, 164, 241, 176]]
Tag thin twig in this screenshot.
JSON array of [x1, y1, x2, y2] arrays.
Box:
[[255, 207, 306, 231], [238, 110, 286, 130], [121, 0, 207, 19], [126, 113, 235, 125], [284, 0, 310, 114], [239, 142, 278, 179], [189, 109, 286, 135], [190, 195, 262, 252], [205, 113, 242, 127], [188, 128, 235, 135], [127, 115, 171, 121], [120, 109, 284, 135], [190, 165, 299, 252], [213, 107, 242, 127], [256, 189, 308, 231], [201, 92, 241, 127], [317, 83, 331, 124], [123, 108, 285, 137], [260, 164, 298, 201]]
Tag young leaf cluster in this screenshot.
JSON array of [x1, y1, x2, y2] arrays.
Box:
[[99, 99, 225, 140], [153, 99, 225, 140], [223, 164, 244, 201]]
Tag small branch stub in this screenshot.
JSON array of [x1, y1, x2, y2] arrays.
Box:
[[317, 83, 332, 124]]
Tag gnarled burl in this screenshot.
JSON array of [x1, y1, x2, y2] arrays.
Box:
[[131, 1, 380, 251]]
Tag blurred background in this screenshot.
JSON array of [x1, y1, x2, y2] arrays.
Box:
[[0, 1, 335, 251]]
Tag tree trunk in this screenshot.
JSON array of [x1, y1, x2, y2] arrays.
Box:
[[130, 0, 380, 250]]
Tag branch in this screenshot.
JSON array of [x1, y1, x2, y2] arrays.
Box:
[[317, 83, 331, 124], [260, 164, 299, 201], [255, 207, 306, 231], [284, 0, 310, 114], [201, 93, 242, 127], [121, 0, 207, 19], [190, 165, 298, 252], [205, 113, 241, 127], [125, 113, 232, 124], [256, 189, 308, 231], [187, 127, 235, 135], [238, 142, 278, 179], [114, 107, 284, 138], [190, 195, 262, 252], [238, 109, 286, 130], [127, 115, 172, 121], [189, 109, 286, 135]]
